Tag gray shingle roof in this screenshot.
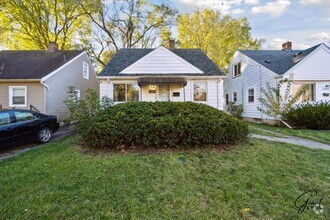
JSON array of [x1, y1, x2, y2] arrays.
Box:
[[0, 50, 84, 79], [239, 44, 321, 75], [99, 48, 225, 76]]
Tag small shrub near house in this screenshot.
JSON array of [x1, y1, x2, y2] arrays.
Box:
[[83, 102, 248, 148], [64, 87, 113, 134], [285, 101, 330, 130], [227, 101, 243, 119]]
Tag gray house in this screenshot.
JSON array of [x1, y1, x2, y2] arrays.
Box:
[[0, 43, 99, 120]]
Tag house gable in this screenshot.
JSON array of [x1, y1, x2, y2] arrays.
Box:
[[120, 46, 204, 74], [283, 44, 330, 80]]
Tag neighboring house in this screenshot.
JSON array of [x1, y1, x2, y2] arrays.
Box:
[[224, 42, 330, 123], [0, 43, 99, 120], [98, 41, 226, 110]]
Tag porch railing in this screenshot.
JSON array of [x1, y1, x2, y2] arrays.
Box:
[[30, 105, 40, 113]]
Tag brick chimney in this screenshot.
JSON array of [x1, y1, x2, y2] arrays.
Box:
[[282, 41, 292, 51], [169, 39, 175, 50], [48, 42, 58, 52]]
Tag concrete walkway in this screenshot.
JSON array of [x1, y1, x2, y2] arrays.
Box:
[[0, 126, 74, 161], [249, 128, 330, 151]]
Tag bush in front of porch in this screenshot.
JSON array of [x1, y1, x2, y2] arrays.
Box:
[[83, 102, 248, 148]]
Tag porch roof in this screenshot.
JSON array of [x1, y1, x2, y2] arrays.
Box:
[[138, 77, 187, 86]]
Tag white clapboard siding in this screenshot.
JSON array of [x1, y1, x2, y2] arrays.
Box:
[[100, 80, 110, 99], [120, 47, 204, 74], [286, 45, 330, 80], [207, 80, 218, 108], [224, 51, 278, 119]]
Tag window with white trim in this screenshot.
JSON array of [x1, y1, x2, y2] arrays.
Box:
[[113, 84, 139, 102], [225, 94, 229, 105], [193, 82, 207, 102], [233, 62, 242, 78], [9, 86, 27, 107], [74, 90, 81, 99], [248, 89, 254, 103], [233, 92, 237, 103], [83, 62, 89, 79]]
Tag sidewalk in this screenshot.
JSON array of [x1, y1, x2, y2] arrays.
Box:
[[249, 127, 330, 151]]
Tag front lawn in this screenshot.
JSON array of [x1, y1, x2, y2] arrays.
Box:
[[249, 123, 330, 145], [0, 137, 329, 219]]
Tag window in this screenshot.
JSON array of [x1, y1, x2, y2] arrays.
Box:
[[83, 62, 89, 79], [233, 92, 237, 103], [225, 94, 229, 105], [14, 111, 37, 122], [74, 90, 81, 99], [248, 89, 254, 103], [293, 84, 315, 102], [0, 112, 11, 126], [194, 82, 207, 102], [233, 62, 242, 78], [9, 86, 27, 107], [302, 84, 315, 101], [113, 84, 139, 102]]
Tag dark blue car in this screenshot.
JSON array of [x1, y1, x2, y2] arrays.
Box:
[[0, 109, 59, 148]]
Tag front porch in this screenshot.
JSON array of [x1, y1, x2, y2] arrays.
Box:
[[138, 77, 187, 102], [101, 76, 224, 110]]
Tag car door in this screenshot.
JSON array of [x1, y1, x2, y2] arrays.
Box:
[[12, 110, 41, 142], [0, 111, 16, 148]]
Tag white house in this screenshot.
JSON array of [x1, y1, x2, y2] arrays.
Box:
[[224, 42, 330, 123], [98, 41, 226, 110]]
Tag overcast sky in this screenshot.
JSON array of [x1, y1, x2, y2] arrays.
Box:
[[157, 0, 330, 50]]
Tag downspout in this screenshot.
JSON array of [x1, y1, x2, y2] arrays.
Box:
[[183, 83, 186, 102], [217, 79, 220, 109], [258, 65, 263, 119], [40, 80, 49, 114], [40, 80, 49, 90]]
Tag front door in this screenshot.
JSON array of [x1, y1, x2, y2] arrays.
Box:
[[158, 85, 170, 101]]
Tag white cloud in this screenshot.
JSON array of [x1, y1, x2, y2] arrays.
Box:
[[251, 0, 291, 17], [231, 8, 245, 14], [176, 0, 243, 14], [266, 38, 310, 50], [244, 0, 259, 4], [300, 0, 322, 5], [306, 32, 330, 41]]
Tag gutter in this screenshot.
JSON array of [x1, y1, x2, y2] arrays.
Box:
[[97, 75, 227, 80], [0, 79, 40, 82]]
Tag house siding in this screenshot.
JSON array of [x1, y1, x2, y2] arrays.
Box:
[[224, 51, 278, 119], [0, 82, 45, 112], [284, 45, 330, 102], [100, 78, 224, 110], [287, 46, 330, 81], [120, 47, 203, 74], [44, 53, 99, 120]]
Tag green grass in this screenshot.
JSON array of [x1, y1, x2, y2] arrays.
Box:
[[0, 137, 329, 219], [249, 123, 330, 145]]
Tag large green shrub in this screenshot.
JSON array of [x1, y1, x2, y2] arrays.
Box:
[[285, 101, 330, 130], [83, 102, 248, 148]]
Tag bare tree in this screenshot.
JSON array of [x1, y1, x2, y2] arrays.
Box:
[[79, 0, 177, 67]]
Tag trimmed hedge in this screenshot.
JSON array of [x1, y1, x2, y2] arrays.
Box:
[[285, 101, 330, 130], [83, 102, 248, 148]]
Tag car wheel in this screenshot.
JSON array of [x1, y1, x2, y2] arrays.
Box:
[[38, 127, 52, 143]]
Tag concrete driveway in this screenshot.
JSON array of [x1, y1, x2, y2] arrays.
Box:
[[0, 126, 74, 161]]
